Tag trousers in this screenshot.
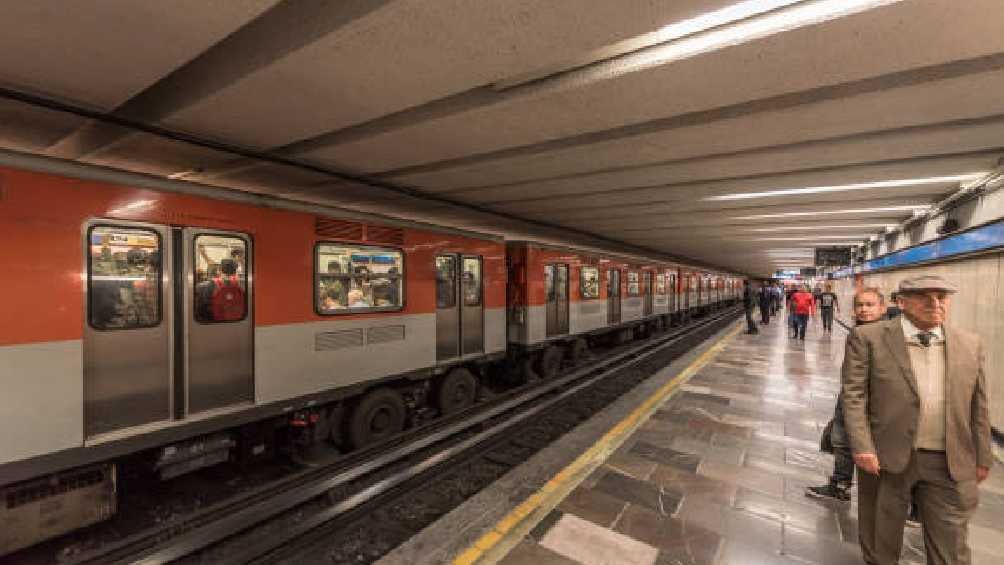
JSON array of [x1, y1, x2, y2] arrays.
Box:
[[828, 397, 855, 486], [794, 313, 809, 340], [821, 306, 834, 332], [856, 451, 978, 565]]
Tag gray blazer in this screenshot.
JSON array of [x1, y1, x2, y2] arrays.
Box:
[[841, 318, 992, 481]]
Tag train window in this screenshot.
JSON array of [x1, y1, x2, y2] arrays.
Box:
[[627, 271, 641, 296], [462, 257, 482, 306], [580, 266, 600, 299], [194, 235, 248, 323], [316, 243, 403, 314], [88, 226, 161, 330], [656, 273, 667, 294], [436, 255, 456, 308]]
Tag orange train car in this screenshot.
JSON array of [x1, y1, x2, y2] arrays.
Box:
[[505, 241, 688, 379], [0, 162, 506, 553]]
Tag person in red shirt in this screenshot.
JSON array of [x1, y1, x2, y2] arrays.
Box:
[[789, 285, 815, 341]]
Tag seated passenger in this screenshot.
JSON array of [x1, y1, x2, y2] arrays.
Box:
[[321, 288, 347, 311], [347, 288, 370, 308]]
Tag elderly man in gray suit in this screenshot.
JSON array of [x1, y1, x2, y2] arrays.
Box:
[[843, 275, 992, 565]]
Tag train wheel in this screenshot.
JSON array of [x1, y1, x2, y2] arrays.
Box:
[[536, 345, 564, 379], [566, 338, 589, 366], [437, 368, 478, 415], [348, 388, 406, 449]]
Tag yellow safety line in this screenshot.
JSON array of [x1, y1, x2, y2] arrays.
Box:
[[452, 323, 743, 565]]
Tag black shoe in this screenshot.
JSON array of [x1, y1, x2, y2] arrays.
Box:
[[805, 483, 850, 502]]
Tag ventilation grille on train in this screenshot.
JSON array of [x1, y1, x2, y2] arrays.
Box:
[[4, 467, 107, 509], [365, 225, 405, 246], [315, 218, 364, 241], [579, 303, 603, 316], [315, 329, 364, 351], [314, 217, 405, 247], [367, 325, 406, 344]]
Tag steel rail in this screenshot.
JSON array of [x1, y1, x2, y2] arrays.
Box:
[[119, 308, 738, 564]]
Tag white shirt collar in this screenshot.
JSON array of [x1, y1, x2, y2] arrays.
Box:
[[901, 315, 944, 343]]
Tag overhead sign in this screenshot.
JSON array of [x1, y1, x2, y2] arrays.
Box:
[[800, 267, 818, 277], [814, 247, 852, 266]]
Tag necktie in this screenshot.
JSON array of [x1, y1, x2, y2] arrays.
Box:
[[916, 331, 935, 347]]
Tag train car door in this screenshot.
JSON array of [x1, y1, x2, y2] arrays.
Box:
[[436, 254, 484, 360], [436, 255, 460, 360], [545, 264, 569, 337], [461, 256, 484, 355], [607, 269, 621, 324], [185, 230, 254, 414], [668, 272, 678, 312], [643, 272, 654, 317], [84, 221, 172, 437]]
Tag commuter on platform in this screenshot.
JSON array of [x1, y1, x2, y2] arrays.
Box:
[[789, 285, 815, 341], [818, 284, 839, 333], [769, 283, 781, 315], [843, 275, 992, 565], [758, 282, 772, 325], [742, 281, 758, 334], [806, 288, 886, 502]]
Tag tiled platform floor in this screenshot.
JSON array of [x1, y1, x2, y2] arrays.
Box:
[[501, 314, 1004, 565]]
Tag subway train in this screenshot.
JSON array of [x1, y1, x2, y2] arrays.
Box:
[[0, 162, 742, 554]]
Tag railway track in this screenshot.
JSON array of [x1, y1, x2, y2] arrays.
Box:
[[64, 308, 739, 565]]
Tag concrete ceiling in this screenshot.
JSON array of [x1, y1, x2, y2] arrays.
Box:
[[1, 0, 1003, 276]]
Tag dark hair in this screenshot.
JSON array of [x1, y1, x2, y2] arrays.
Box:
[[220, 258, 238, 276]]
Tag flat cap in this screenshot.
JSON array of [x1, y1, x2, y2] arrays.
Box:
[[898, 275, 958, 294]]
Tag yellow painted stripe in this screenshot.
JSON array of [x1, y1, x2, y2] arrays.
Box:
[[452, 322, 742, 565]]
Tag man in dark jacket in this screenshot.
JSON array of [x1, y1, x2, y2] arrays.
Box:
[[742, 281, 758, 334], [758, 282, 772, 324]]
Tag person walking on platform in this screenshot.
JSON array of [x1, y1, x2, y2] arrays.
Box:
[[806, 288, 886, 502], [818, 284, 839, 333], [789, 285, 815, 341], [742, 281, 758, 334], [843, 275, 992, 565], [758, 282, 772, 325]]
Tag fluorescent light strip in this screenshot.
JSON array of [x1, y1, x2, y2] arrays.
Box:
[[733, 205, 929, 220], [752, 235, 872, 241], [706, 173, 985, 201], [748, 224, 894, 231], [610, 0, 902, 77]]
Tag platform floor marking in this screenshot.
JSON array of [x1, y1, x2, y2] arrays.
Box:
[[452, 322, 742, 565]]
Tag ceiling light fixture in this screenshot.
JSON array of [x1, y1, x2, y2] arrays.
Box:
[[706, 173, 985, 201], [748, 224, 896, 231], [752, 235, 873, 241], [732, 205, 930, 220], [611, 0, 902, 77]]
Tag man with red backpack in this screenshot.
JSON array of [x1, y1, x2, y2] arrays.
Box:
[[197, 258, 246, 322], [789, 284, 815, 341]]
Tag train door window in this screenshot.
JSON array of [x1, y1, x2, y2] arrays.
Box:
[[580, 266, 599, 299], [655, 274, 666, 294], [194, 235, 248, 323], [436, 255, 457, 308], [316, 244, 404, 313], [88, 226, 162, 330], [462, 257, 481, 306]]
